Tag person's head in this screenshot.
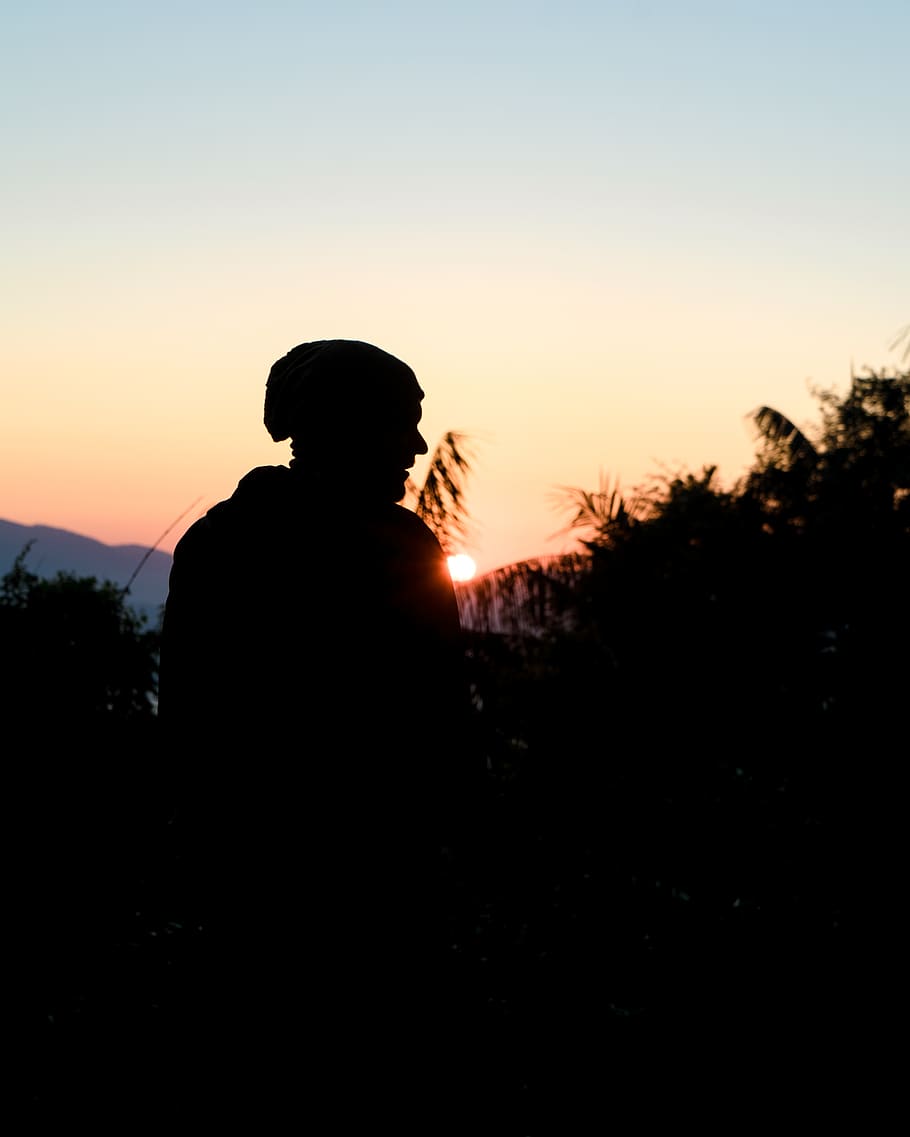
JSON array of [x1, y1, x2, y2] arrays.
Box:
[[264, 339, 429, 502]]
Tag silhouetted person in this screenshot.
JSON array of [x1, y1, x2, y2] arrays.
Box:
[[156, 340, 479, 1116]]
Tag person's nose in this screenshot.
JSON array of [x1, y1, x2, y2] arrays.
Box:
[[414, 428, 429, 456]]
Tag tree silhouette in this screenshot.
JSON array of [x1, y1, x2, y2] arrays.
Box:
[[1, 543, 159, 730], [405, 429, 477, 555], [5, 543, 165, 1101], [453, 353, 907, 1092], [17, 350, 906, 1117]]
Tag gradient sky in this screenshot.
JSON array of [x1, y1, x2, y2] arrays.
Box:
[[2, 0, 908, 575]]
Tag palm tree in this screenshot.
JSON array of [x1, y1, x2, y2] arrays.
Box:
[[746, 406, 817, 464], [452, 551, 592, 636], [547, 470, 641, 550], [405, 431, 476, 556]]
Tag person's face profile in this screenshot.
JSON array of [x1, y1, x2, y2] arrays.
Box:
[[351, 392, 428, 501], [285, 349, 428, 502]]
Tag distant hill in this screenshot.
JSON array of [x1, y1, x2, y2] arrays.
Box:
[[0, 519, 172, 623]]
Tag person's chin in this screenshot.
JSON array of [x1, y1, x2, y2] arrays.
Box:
[[367, 474, 408, 503], [390, 471, 410, 500]]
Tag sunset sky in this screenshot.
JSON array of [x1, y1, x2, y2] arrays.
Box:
[[3, 0, 908, 576]]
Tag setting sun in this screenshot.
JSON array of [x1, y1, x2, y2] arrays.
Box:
[[447, 553, 477, 582]]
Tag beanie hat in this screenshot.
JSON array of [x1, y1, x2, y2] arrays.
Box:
[[263, 339, 422, 442]]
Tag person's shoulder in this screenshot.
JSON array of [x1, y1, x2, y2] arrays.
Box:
[[233, 465, 293, 497], [171, 513, 214, 560], [384, 504, 447, 553], [172, 466, 291, 559]]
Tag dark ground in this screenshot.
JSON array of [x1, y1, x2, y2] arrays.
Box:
[[17, 734, 891, 1129]]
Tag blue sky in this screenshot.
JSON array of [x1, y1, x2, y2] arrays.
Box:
[[2, 1, 908, 572]]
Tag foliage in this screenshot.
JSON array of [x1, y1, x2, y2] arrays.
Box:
[[547, 469, 643, 550], [1, 543, 160, 727], [462, 363, 909, 692], [743, 366, 910, 534], [453, 356, 907, 1092], [454, 552, 591, 637], [406, 430, 477, 555], [8, 544, 167, 1113], [20, 352, 907, 1115]]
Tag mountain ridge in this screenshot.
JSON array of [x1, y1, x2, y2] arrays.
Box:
[[0, 518, 172, 621]]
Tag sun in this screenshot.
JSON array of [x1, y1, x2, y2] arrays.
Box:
[[447, 553, 477, 582]]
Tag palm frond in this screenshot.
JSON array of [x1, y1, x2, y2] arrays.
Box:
[[547, 470, 637, 548], [409, 431, 477, 555], [890, 321, 910, 363], [454, 553, 591, 636], [748, 406, 816, 460]]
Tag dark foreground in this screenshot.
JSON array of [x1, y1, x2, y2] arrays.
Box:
[[17, 738, 890, 1129]]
